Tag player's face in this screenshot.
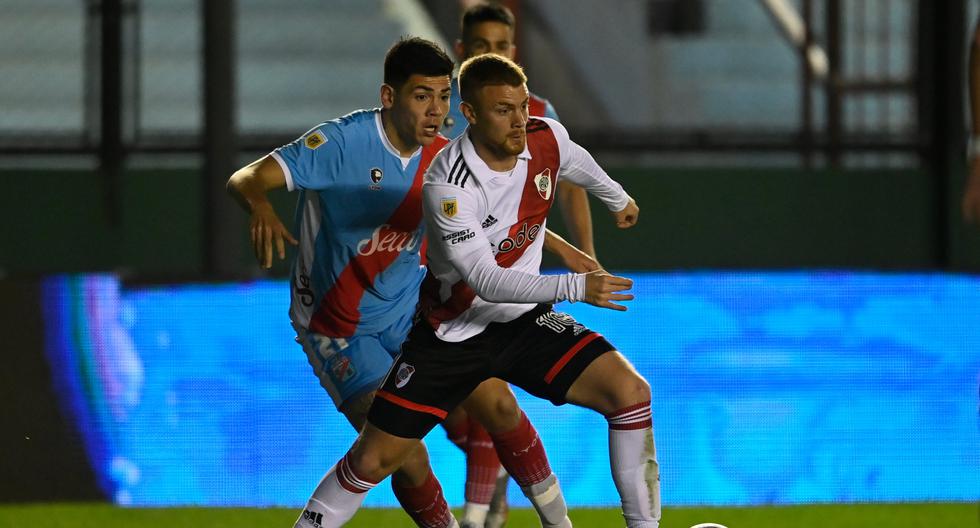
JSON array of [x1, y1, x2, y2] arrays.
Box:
[[385, 74, 452, 150], [460, 21, 516, 61], [469, 83, 529, 158]]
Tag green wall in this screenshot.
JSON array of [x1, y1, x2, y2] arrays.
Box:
[[3, 167, 979, 276]]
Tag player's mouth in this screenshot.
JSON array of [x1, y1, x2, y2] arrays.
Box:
[[422, 124, 440, 137]]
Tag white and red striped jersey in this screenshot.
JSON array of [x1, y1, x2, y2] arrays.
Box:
[[420, 117, 631, 342]]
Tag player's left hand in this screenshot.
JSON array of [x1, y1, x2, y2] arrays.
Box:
[[613, 197, 639, 228]]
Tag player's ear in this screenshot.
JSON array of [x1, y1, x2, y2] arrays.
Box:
[[453, 39, 466, 63], [460, 101, 477, 125], [380, 83, 396, 110]]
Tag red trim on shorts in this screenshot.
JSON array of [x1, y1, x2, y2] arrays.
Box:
[[375, 390, 448, 420], [544, 332, 602, 383]]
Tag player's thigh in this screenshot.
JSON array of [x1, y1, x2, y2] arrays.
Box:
[[564, 350, 651, 415], [497, 306, 615, 407], [297, 330, 395, 410], [367, 323, 489, 439], [460, 378, 521, 433]]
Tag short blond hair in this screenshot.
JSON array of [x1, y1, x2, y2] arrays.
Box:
[[458, 54, 527, 105]]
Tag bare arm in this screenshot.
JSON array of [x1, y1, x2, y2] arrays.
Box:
[[226, 155, 297, 268], [555, 183, 597, 258], [543, 228, 600, 273]]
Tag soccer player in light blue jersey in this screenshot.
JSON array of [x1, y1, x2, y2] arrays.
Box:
[[228, 37, 596, 528]]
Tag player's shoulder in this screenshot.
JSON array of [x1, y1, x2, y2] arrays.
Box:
[[528, 90, 559, 120], [527, 116, 566, 137], [323, 108, 378, 137], [425, 136, 473, 190], [528, 90, 551, 106], [425, 136, 462, 177]]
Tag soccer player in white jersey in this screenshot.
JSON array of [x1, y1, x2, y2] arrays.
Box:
[[311, 54, 662, 528], [440, 6, 599, 525], [228, 38, 591, 528]]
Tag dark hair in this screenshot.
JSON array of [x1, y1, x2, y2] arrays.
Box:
[[458, 53, 526, 104], [383, 37, 454, 90], [461, 2, 515, 41]]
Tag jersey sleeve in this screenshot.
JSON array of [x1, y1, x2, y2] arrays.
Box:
[[269, 122, 345, 191], [422, 181, 585, 304], [543, 118, 630, 212]]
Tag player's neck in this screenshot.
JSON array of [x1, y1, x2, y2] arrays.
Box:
[[469, 132, 518, 172], [380, 109, 421, 157]]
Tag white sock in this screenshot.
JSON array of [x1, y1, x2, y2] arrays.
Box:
[[607, 402, 661, 528], [461, 502, 489, 526], [294, 455, 375, 528]]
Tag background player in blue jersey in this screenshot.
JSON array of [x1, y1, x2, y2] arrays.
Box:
[[440, 5, 600, 526], [445, 3, 596, 260], [227, 37, 593, 528]]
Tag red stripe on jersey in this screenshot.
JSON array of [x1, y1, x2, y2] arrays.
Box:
[[529, 93, 547, 117], [421, 119, 561, 329], [309, 136, 448, 337], [544, 332, 602, 383], [375, 390, 448, 420]]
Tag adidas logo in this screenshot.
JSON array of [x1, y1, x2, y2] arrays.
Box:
[[481, 215, 498, 229]]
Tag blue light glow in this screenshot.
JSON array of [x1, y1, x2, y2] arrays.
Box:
[[42, 272, 980, 507]]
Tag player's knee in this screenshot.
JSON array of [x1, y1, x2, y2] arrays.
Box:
[[494, 390, 520, 420], [348, 439, 404, 482], [393, 443, 432, 488], [479, 390, 521, 433], [610, 373, 651, 410]]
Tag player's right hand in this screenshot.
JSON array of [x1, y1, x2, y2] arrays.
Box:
[[613, 197, 639, 228], [250, 202, 298, 269], [584, 270, 634, 311], [963, 158, 980, 225]]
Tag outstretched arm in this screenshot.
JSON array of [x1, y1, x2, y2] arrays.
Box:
[[227, 155, 297, 268], [423, 183, 632, 310]]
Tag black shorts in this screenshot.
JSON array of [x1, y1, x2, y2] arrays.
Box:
[[368, 304, 614, 439]]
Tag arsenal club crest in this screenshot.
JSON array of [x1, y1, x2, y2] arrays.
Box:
[[369, 167, 383, 190], [534, 168, 553, 200]]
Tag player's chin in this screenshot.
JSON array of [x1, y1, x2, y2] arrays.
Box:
[[504, 138, 525, 155]]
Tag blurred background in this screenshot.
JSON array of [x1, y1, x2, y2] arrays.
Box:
[[0, 0, 978, 517]]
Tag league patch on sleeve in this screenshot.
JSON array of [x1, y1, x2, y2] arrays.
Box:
[[304, 130, 327, 150], [441, 197, 458, 218]]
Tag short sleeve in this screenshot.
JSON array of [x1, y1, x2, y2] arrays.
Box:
[[270, 122, 345, 191]]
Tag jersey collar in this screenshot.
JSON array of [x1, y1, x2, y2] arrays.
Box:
[[461, 130, 531, 181], [374, 111, 421, 169]]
